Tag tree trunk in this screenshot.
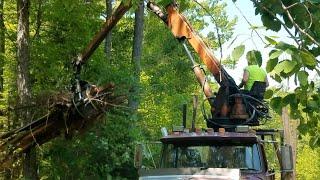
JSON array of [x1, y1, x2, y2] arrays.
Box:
[[33, 0, 42, 39], [104, 0, 112, 60], [17, 0, 38, 179], [281, 107, 297, 180], [129, 1, 144, 111], [0, 1, 9, 178], [0, 0, 5, 92]]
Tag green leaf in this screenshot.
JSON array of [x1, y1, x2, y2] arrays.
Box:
[[232, 45, 245, 61], [297, 71, 308, 86], [283, 60, 297, 73], [285, 48, 294, 55], [264, 89, 273, 99], [316, 68, 320, 76], [273, 74, 282, 83], [270, 97, 282, 114], [246, 50, 262, 66], [300, 50, 317, 68], [275, 41, 296, 51], [273, 60, 289, 75], [261, 13, 281, 32], [282, 94, 296, 106], [269, 50, 283, 59], [291, 51, 303, 63], [265, 36, 277, 45], [273, 60, 296, 75], [307, 100, 318, 110], [266, 58, 278, 73]]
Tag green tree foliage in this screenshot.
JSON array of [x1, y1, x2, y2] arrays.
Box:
[[0, 0, 235, 178], [40, 114, 138, 179], [296, 135, 320, 179], [235, 0, 320, 178], [30, 1, 138, 178], [244, 0, 320, 147], [1, 0, 136, 178]]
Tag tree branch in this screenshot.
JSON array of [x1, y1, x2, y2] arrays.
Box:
[[284, 2, 300, 10], [233, 1, 266, 45], [251, 0, 300, 46], [279, 0, 320, 47]]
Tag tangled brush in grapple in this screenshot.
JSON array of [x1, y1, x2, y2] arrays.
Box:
[[0, 83, 126, 168]]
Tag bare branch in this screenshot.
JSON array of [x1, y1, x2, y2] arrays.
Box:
[[284, 2, 300, 10], [233, 1, 266, 45]]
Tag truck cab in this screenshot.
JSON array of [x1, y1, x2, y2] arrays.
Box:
[[136, 128, 277, 180]]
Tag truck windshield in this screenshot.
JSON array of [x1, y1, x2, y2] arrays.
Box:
[[161, 144, 262, 171]]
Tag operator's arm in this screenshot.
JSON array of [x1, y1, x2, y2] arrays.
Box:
[[238, 70, 249, 88]]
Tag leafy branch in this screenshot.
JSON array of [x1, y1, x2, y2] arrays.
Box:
[[278, 0, 320, 47], [251, 0, 301, 46]]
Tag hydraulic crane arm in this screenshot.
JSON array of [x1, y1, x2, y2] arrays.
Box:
[[147, 2, 241, 118], [75, 1, 236, 89], [74, 1, 267, 126]]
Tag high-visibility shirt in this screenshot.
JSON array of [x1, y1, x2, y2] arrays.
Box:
[[244, 65, 267, 91]]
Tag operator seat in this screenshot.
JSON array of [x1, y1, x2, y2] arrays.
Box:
[[249, 81, 266, 101], [248, 81, 269, 120]]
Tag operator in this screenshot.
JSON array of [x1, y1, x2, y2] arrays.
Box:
[[238, 59, 268, 99]]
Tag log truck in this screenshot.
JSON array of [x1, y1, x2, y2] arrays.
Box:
[[71, 1, 294, 179]]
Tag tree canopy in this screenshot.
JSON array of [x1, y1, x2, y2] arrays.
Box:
[[0, 0, 320, 179]]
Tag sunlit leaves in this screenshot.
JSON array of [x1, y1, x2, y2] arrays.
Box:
[[297, 71, 308, 86], [274, 41, 296, 51], [265, 36, 277, 45], [224, 44, 245, 68], [231, 45, 245, 61], [273, 60, 297, 74], [253, 0, 320, 149], [266, 56, 278, 72], [266, 40, 317, 87], [269, 50, 283, 59], [300, 50, 317, 68]]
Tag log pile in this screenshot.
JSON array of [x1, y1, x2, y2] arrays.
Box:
[[0, 82, 126, 168]]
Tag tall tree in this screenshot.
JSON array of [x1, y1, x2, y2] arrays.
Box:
[[0, 0, 4, 91], [129, 1, 144, 111], [1, 1, 9, 178], [105, 0, 112, 60], [17, 0, 37, 178], [33, 0, 42, 39]]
